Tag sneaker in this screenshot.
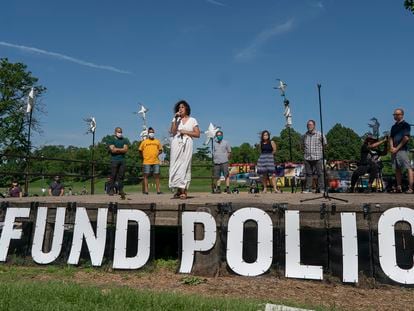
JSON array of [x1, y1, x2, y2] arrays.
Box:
[[302, 189, 312, 194], [405, 188, 414, 194]]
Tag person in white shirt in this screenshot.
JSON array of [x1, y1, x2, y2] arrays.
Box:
[[169, 100, 200, 199]]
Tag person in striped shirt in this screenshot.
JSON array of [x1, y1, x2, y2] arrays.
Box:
[[302, 120, 327, 193]]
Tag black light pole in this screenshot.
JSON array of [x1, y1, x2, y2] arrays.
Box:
[[24, 88, 35, 195], [91, 129, 96, 195], [301, 84, 348, 203], [211, 138, 215, 193]]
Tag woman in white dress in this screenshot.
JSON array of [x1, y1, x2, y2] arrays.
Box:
[[169, 100, 200, 199]]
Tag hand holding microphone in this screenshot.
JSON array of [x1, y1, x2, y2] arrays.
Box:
[[172, 112, 181, 124]]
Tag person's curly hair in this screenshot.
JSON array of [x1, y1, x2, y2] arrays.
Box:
[[174, 100, 191, 116]]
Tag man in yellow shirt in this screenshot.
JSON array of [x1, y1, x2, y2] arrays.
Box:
[[138, 127, 163, 194]]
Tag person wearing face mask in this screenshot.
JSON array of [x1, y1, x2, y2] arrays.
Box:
[[212, 130, 232, 194], [108, 127, 130, 197], [138, 127, 163, 194], [301, 119, 327, 194]]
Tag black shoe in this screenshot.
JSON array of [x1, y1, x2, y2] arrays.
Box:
[[143, 192, 149, 195], [157, 192, 163, 195]]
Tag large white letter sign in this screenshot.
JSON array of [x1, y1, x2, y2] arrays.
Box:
[[179, 212, 216, 273], [341, 212, 358, 283], [32, 207, 66, 264], [378, 207, 414, 284], [113, 209, 151, 269], [285, 210, 323, 280], [0, 207, 30, 262], [226, 207, 273, 276], [67, 207, 107, 266]]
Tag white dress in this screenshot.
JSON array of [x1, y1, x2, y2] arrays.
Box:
[[169, 117, 198, 189]]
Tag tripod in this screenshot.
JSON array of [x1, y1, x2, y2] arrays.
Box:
[[301, 84, 348, 203]]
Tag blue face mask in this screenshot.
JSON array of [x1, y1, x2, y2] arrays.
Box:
[[216, 135, 223, 142]]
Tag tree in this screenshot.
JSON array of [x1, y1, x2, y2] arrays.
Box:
[[405, 0, 414, 13], [273, 127, 303, 163], [230, 143, 259, 163], [194, 146, 211, 162], [326, 123, 361, 161], [0, 58, 46, 153]]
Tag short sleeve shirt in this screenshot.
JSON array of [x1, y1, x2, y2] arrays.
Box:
[[139, 138, 163, 165], [9, 186, 21, 197], [108, 136, 130, 161], [213, 140, 231, 164], [49, 182, 64, 196], [177, 117, 198, 136], [390, 120, 410, 151], [302, 131, 327, 161]]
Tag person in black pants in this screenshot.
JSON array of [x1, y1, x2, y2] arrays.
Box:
[[349, 135, 388, 193], [107, 127, 130, 197]]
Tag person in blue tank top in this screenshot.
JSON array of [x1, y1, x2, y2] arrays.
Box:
[[256, 130, 279, 193]]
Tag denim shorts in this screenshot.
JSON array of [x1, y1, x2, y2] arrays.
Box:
[[143, 164, 160, 175]]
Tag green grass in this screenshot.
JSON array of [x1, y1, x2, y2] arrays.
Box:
[[0, 263, 336, 311], [9, 176, 215, 196], [0, 281, 264, 311], [4, 168, 292, 196]]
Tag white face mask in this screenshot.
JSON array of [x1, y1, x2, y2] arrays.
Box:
[[148, 133, 155, 139], [116, 132, 123, 138]]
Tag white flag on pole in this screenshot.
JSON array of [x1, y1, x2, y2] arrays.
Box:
[[27, 87, 35, 113]]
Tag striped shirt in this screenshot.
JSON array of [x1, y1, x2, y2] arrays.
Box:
[[302, 130, 327, 161]]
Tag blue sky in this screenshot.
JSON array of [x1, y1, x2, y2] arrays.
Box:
[[1, 0, 413, 150]]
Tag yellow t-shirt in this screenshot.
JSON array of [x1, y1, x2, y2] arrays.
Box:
[[138, 139, 162, 165]]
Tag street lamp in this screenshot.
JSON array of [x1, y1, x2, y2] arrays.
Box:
[[84, 117, 96, 194], [24, 87, 36, 195], [274, 79, 294, 193], [204, 122, 221, 193]]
